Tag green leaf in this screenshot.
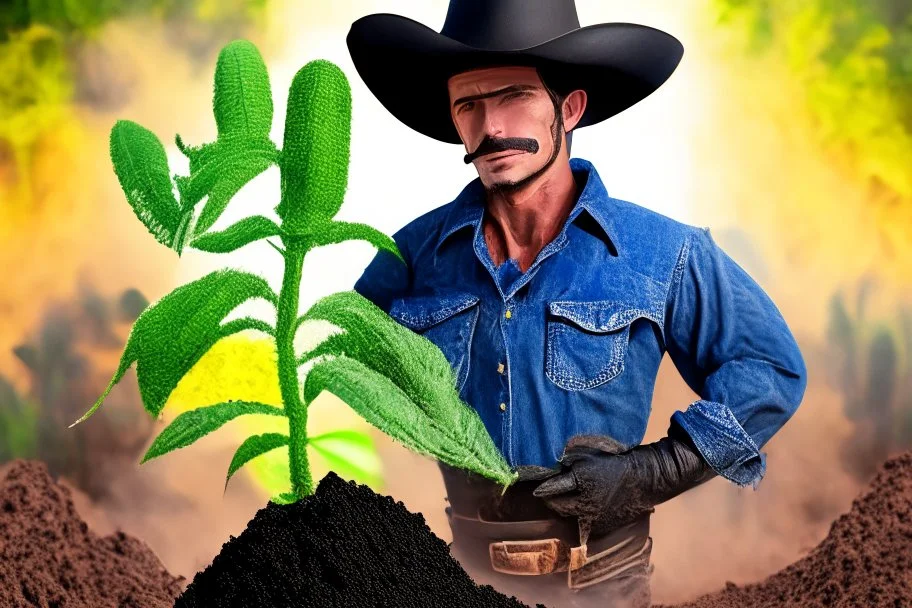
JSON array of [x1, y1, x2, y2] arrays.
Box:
[[277, 59, 351, 232], [170, 39, 279, 237], [225, 432, 290, 493], [70, 269, 279, 428], [110, 119, 192, 253], [309, 429, 383, 488], [190, 215, 282, 253], [302, 220, 403, 263], [297, 291, 456, 413], [303, 355, 515, 486], [213, 39, 273, 140], [141, 400, 284, 464], [174, 136, 279, 237]]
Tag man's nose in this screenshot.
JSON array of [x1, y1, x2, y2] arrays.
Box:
[[477, 101, 504, 140]]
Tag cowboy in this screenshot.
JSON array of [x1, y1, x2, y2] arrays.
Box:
[[346, 2, 808, 607]]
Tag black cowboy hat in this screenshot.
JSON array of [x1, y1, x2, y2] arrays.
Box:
[[346, 0, 684, 145]]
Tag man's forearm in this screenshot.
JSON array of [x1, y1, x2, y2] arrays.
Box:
[[637, 428, 718, 506]]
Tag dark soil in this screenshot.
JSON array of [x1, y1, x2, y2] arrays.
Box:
[[4, 450, 912, 608], [0, 459, 184, 608], [656, 451, 912, 608], [174, 470, 544, 608]]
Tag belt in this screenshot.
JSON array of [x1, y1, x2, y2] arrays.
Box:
[[446, 507, 652, 589], [439, 462, 653, 591]]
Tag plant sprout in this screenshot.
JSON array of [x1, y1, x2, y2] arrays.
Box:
[[68, 39, 517, 503]]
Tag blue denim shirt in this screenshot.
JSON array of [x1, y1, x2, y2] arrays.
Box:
[[353, 157, 807, 489]]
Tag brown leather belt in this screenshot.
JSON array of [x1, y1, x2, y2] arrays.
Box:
[[446, 507, 653, 590]]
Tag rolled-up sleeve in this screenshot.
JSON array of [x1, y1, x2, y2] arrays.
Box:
[[663, 227, 807, 490], [352, 227, 412, 314]]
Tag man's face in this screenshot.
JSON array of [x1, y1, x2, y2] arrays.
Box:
[[447, 66, 577, 195]]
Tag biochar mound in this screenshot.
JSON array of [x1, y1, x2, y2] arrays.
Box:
[[659, 451, 912, 608], [174, 471, 543, 608], [0, 459, 184, 608]]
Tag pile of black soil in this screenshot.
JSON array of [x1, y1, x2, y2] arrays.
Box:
[[174, 471, 545, 608]]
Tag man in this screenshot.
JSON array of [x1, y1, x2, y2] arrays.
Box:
[[346, 2, 808, 607]]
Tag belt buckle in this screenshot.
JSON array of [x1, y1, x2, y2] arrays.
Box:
[[488, 538, 571, 575]]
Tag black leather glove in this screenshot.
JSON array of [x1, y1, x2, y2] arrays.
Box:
[[531, 426, 718, 541]]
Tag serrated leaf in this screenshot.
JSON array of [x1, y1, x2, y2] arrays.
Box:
[[297, 291, 457, 417], [303, 355, 514, 486], [110, 119, 192, 252], [225, 432, 290, 492], [190, 215, 282, 253], [277, 59, 351, 232], [70, 269, 278, 428], [140, 400, 284, 464]]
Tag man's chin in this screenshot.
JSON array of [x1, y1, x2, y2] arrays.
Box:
[[485, 178, 528, 196], [480, 167, 523, 188]]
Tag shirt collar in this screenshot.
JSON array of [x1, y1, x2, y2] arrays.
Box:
[[434, 157, 619, 256]]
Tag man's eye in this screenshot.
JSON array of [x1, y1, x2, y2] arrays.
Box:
[[459, 101, 474, 113]]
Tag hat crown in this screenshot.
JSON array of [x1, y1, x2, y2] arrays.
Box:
[[441, 0, 581, 51]]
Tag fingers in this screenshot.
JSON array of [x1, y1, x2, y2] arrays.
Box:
[[533, 471, 578, 497], [515, 464, 563, 482]]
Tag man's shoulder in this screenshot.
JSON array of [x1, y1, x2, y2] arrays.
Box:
[[394, 200, 456, 238], [605, 195, 704, 278], [610, 195, 701, 239], [390, 196, 466, 262]]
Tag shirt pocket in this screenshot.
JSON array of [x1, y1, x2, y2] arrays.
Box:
[[545, 300, 653, 391], [388, 292, 481, 394]]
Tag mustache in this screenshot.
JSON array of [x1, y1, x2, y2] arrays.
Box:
[[463, 136, 540, 164]]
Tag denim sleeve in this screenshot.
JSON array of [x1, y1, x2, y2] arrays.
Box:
[[663, 227, 807, 490], [352, 227, 412, 314]]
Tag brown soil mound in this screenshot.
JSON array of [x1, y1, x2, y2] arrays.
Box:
[[660, 451, 912, 608], [0, 459, 184, 608]]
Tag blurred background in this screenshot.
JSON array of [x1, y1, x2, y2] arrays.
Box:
[[1, 0, 910, 603]]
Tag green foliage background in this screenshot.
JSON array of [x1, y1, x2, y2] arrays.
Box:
[[713, 0, 912, 198], [0, 0, 270, 197]]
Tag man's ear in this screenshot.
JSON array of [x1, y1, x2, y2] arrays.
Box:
[[561, 89, 587, 132]]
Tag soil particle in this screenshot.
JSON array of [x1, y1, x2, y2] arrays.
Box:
[[0, 459, 185, 608], [174, 471, 545, 608], [660, 451, 912, 608]]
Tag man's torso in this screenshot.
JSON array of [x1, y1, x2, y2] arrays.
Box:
[[357, 157, 698, 468]]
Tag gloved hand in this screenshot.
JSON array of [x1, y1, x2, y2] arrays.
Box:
[[531, 426, 718, 541]]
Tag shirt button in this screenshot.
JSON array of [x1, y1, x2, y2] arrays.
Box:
[[505, 310, 512, 319], [499, 402, 507, 412], [497, 362, 505, 374]]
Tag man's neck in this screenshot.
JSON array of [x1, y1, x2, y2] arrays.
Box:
[[483, 161, 579, 273]]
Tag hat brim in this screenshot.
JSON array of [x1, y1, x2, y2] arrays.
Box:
[[346, 13, 684, 144]]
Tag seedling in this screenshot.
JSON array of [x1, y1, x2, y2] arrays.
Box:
[[68, 39, 517, 503]]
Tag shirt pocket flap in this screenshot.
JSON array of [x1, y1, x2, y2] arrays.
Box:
[[547, 300, 659, 333], [389, 292, 481, 332]]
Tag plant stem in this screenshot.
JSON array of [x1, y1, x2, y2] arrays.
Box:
[[275, 237, 313, 497]]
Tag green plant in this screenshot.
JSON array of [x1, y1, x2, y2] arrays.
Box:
[[68, 39, 516, 503]]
